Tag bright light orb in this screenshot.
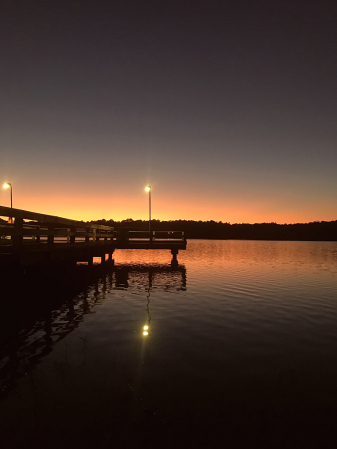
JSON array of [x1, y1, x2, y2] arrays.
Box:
[[143, 331, 149, 336], [143, 325, 149, 330], [145, 186, 151, 192], [3, 183, 10, 189]]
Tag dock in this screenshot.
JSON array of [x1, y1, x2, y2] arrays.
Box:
[[0, 206, 187, 269]]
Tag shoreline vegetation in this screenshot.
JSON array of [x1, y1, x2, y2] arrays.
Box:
[[91, 219, 337, 241]]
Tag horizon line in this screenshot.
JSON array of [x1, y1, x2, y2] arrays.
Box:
[[90, 218, 337, 226]]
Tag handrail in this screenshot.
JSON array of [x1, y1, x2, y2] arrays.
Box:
[[115, 229, 185, 241], [0, 206, 186, 255], [0, 206, 112, 230], [0, 206, 115, 250]]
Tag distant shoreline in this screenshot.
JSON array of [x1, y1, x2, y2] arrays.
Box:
[[92, 219, 337, 242]]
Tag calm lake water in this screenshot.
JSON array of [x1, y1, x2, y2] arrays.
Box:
[[1, 240, 337, 448]]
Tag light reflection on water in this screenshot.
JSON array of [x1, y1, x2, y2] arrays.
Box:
[[1, 240, 337, 448]]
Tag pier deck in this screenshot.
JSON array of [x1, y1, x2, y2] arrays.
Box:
[[0, 206, 186, 269]]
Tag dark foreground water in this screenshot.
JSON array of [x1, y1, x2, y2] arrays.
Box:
[[1, 240, 337, 449]]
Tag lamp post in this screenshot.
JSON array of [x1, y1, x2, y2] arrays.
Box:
[[3, 183, 12, 223], [145, 185, 151, 236]]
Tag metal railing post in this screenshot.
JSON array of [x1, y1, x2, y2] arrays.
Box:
[[48, 224, 55, 245], [13, 217, 23, 251], [70, 226, 76, 244]]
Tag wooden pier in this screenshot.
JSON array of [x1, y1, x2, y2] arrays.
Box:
[[0, 206, 187, 269]]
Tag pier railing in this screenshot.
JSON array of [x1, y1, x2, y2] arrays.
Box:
[[0, 206, 186, 252], [0, 206, 114, 251], [115, 229, 185, 242]]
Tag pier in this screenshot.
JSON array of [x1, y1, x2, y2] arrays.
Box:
[[0, 206, 187, 269]]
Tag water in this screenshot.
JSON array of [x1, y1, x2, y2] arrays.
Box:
[[1, 240, 337, 448]]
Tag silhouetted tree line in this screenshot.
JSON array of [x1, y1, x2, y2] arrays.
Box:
[[90, 219, 337, 241]]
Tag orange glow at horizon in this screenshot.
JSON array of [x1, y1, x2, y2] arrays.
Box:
[[0, 170, 336, 225], [1, 184, 336, 225]]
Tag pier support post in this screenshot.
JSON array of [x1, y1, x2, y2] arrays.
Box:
[[171, 248, 178, 260], [171, 249, 178, 267], [108, 249, 115, 264]]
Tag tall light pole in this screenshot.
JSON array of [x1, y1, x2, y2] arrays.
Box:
[[3, 183, 12, 223], [145, 186, 151, 235]]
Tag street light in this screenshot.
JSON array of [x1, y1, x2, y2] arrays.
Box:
[[3, 183, 12, 223], [145, 186, 151, 235]]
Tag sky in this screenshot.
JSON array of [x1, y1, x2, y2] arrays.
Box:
[[1, 0, 336, 223]]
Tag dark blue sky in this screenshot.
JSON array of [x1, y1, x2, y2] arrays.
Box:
[[1, 0, 336, 222]]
